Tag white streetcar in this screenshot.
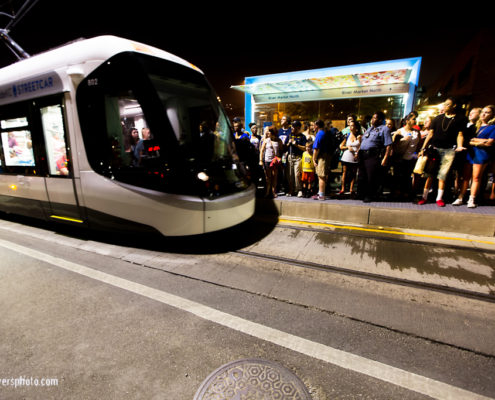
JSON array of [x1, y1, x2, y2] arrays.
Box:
[[0, 36, 255, 235]]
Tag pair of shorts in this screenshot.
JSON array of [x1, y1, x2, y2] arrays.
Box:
[[301, 171, 315, 183], [426, 148, 455, 181], [315, 155, 331, 178]]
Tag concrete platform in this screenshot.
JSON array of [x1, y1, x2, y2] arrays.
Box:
[[256, 196, 495, 237]]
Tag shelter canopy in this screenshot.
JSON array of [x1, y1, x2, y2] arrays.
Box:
[[231, 57, 422, 103]]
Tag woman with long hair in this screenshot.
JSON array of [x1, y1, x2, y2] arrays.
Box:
[[339, 120, 361, 196], [259, 126, 283, 198], [452, 105, 495, 208], [391, 112, 421, 200]]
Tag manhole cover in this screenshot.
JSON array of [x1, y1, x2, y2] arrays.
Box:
[[194, 358, 312, 400]]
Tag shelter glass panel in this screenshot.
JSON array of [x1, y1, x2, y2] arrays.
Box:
[[253, 96, 405, 130]]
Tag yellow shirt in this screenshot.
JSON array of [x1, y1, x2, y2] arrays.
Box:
[[301, 151, 315, 172]]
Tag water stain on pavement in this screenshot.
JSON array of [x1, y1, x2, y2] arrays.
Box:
[[314, 231, 495, 290]]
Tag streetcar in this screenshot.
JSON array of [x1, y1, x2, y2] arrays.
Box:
[[0, 36, 255, 235]]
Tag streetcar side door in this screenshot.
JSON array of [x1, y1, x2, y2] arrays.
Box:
[[38, 99, 84, 224]]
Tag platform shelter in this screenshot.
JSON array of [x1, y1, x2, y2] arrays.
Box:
[[231, 57, 422, 129]]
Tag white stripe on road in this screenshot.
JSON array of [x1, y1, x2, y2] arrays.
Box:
[[0, 238, 492, 400]]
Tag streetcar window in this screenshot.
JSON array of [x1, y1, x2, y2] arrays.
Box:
[[40, 104, 70, 176], [104, 94, 151, 168], [1, 117, 28, 129], [0, 118, 35, 168], [149, 74, 231, 162], [0, 117, 29, 168]]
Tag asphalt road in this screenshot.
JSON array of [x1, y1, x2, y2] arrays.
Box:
[[0, 215, 494, 399]]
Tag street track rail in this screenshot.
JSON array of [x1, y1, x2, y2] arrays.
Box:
[[234, 242, 495, 305]]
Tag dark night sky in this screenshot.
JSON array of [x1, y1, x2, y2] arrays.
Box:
[[1, 1, 488, 111]]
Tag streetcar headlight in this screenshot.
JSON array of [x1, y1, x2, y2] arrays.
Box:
[[197, 172, 209, 182]]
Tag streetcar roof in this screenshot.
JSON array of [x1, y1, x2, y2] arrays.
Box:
[[0, 35, 203, 87]]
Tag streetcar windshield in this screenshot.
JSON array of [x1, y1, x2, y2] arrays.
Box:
[[148, 73, 232, 163], [77, 52, 248, 197]]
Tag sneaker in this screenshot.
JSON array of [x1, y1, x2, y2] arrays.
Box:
[[452, 198, 463, 206], [467, 199, 477, 208], [418, 198, 427, 205], [312, 194, 325, 200], [436, 199, 445, 207], [297, 191, 303, 198]]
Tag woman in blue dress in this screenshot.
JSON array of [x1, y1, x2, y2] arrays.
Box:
[[452, 105, 495, 208]]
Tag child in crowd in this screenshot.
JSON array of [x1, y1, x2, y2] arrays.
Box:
[[300, 141, 315, 197]]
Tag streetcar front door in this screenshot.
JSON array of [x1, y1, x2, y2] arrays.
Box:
[[39, 102, 84, 224]]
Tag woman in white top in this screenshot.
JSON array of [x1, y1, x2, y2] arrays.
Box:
[[420, 116, 432, 141], [339, 121, 362, 195], [259, 126, 283, 198], [391, 112, 421, 199]]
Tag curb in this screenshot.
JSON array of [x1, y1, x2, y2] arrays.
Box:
[[255, 197, 495, 237]]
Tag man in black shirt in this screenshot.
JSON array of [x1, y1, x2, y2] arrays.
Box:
[[418, 97, 467, 206], [286, 120, 307, 197]]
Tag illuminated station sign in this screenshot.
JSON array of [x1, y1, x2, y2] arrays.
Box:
[[231, 57, 422, 127]]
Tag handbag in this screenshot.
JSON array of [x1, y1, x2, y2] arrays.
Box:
[[270, 156, 281, 167], [413, 155, 428, 174], [268, 139, 281, 167]]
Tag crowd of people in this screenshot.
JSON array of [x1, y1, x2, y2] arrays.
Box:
[[232, 98, 495, 208]]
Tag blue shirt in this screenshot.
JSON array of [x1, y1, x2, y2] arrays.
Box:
[[360, 125, 392, 151], [467, 125, 495, 164], [234, 129, 250, 141], [313, 129, 326, 150], [278, 127, 292, 145]]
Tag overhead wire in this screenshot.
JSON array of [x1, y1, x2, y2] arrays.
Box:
[[4, 0, 40, 30], [0, 0, 39, 60]]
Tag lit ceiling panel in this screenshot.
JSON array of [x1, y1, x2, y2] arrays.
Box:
[[232, 68, 413, 95], [270, 79, 318, 92], [356, 69, 409, 86], [310, 75, 357, 89], [231, 83, 278, 94]]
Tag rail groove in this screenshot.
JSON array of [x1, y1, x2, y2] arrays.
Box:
[[234, 249, 495, 304]]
